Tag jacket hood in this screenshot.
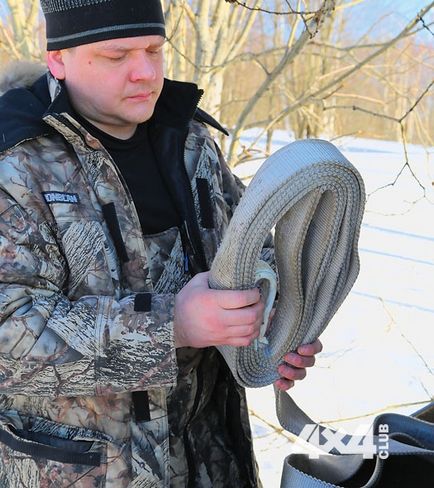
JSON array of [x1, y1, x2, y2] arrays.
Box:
[[0, 61, 47, 96], [0, 63, 56, 152], [0, 62, 227, 154]]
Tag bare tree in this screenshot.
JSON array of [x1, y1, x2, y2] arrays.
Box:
[[0, 0, 43, 61], [230, 1, 433, 166], [163, 0, 262, 118], [163, 0, 341, 163], [162, 1, 433, 166], [227, 0, 337, 163], [1, 0, 432, 172]]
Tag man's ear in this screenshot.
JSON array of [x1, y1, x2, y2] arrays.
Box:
[[46, 50, 66, 80]]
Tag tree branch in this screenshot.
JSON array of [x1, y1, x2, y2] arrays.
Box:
[[228, 0, 337, 163], [323, 104, 399, 123], [399, 78, 434, 123], [237, 1, 434, 163], [224, 0, 319, 16]]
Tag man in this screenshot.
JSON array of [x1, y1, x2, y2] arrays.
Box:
[[0, 0, 321, 486]]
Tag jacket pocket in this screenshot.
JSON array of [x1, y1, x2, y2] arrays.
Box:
[[0, 411, 109, 487], [190, 156, 228, 269], [131, 389, 170, 487], [56, 218, 118, 299]]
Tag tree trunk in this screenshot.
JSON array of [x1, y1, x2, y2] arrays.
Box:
[[1, 0, 42, 61]]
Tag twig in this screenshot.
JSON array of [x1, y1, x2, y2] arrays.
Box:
[[399, 79, 434, 123], [225, 0, 319, 16], [417, 13, 434, 36], [323, 104, 399, 123]]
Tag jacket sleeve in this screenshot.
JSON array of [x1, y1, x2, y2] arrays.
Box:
[[0, 189, 177, 397]]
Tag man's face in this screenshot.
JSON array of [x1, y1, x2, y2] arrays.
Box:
[[52, 35, 165, 138]]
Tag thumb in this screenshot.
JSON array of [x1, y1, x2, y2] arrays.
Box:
[[192, 270, 211, 288]]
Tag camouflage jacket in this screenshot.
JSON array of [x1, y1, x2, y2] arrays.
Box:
[[0, 67, 261, 487]]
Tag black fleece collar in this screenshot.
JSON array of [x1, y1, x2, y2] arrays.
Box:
[[0, 75, 227, 153], [0, 75, 56, 152]]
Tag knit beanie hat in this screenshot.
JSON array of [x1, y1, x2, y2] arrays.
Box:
[[41, 0, 165, 51]]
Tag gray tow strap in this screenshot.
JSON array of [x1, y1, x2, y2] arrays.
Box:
[[209, 139, 365, 388], [209, 140, 434, 486]]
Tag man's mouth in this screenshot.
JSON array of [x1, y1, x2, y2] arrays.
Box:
[[127, 92, 153, 101]]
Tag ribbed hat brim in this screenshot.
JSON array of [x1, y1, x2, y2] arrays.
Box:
[[42, 0, 165, 50]]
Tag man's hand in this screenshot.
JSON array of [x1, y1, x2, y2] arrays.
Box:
[[274, 339, 323, 391], [174, 271, 265, 349]]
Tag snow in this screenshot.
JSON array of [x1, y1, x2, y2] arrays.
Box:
[[233, 131, 434, 487]]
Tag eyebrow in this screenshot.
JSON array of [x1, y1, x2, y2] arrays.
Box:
[[99, 40, 166, 52], [100, 45, 129, 52]]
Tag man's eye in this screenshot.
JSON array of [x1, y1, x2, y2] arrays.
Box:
[[106, 55, 126, 61]]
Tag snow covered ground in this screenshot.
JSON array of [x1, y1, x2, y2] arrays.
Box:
[[233, 130, 434, 487]]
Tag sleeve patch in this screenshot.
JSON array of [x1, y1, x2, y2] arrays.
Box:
[[134, 293, 152, 312]]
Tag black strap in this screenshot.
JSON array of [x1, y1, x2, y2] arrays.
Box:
[[132, 391, 151, 422], [0, 426, 101, 466], [196, 178, 215, 229], [102, 202, 129, 263]]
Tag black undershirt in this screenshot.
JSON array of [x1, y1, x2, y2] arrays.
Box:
[[75, 115, 180, 235]]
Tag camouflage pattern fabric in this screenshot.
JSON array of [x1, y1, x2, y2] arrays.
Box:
[[0, 69, 266, 487]]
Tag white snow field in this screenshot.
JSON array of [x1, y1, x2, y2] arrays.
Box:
[[233, 131, 434, 487]]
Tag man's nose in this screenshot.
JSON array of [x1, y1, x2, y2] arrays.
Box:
[[129, 53, 156, 82]]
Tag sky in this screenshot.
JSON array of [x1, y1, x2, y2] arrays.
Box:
[[0, 0, 433, 21], [344, 0, 434, 43], [0, 1, 433, 33]]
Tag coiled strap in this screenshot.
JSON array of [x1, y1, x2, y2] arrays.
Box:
[[209, 139, 365, 388]]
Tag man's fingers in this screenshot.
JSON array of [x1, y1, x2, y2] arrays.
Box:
[[266, 308, 276, 333], [175, 273, 266, 349], [225, 324, 260, 338], [278, 365, 307, 381], [283, 352, 315, 368], [226, 335, 259, 347], [274, 379, 294, 391], [297, 339, 323, 356], [215, 288, 261, 310], [221, 302, 265, 327], [192, 273, 261, 309]]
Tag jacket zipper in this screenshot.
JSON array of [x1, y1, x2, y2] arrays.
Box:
[[53, 113, 150, 282], [184, 359, 204, 488], [179, 143, 208, 276], [179, 219, 207, 276], [55, 94, 210, 486], [177, 89, 210, 487]]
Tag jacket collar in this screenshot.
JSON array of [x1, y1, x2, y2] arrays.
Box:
[[0, 73, 55, 153], [45, 75, 204, 132], [0, 72, 226, 153]]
